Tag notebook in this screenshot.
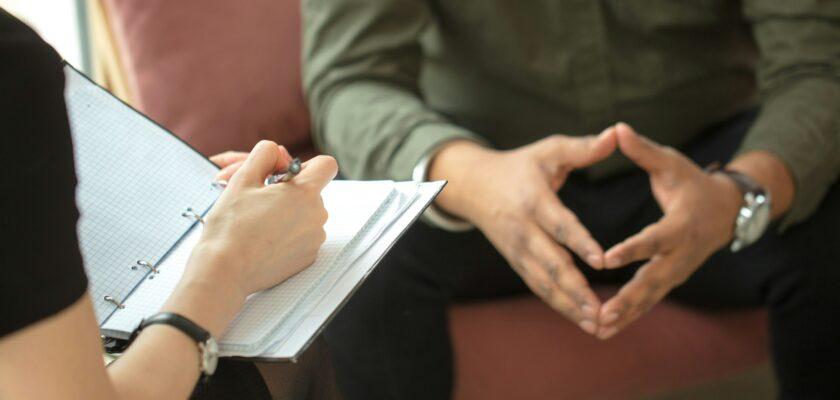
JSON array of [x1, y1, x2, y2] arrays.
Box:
[[63, 64, 444, 360]]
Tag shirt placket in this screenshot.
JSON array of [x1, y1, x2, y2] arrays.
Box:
[[569, 1, 613, 133]]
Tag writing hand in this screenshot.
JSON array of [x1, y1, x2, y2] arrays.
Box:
[[192, 141, 338, 298]]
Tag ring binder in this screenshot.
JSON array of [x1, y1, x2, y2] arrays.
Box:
[[131, 260, 159, 279], [181, 207, 205, 225], [104, 295, 126, 309]]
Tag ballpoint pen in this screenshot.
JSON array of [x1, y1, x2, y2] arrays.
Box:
[[265, 157, 302, 185], [213, 157, 302, 189]]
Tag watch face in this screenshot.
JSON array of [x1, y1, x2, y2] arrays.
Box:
[[201, 338, 219, 375], [743, 195, 772, 244]]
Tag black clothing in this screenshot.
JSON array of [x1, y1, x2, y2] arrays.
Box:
[[324, 110, 840, 400], [0, 10, 269, 398], [0, 8, 88, 338]]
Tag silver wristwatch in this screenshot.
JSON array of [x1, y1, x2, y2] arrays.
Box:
[[718, 170, 773, 252]]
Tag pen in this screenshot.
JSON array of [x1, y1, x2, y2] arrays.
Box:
[[213, 157, 302, 189], [265, 157, 302, 185]]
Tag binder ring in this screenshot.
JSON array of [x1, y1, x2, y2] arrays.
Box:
[[211, 180, 228, 189], [104, 295, 126, 309], [131, 260, 158, 278], [182, 207, 205, 225]]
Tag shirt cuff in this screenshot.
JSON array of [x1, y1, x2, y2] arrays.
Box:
[[388, 122, 488, 181], [734, 79, 840, 231], [401, 123, 489, 231]]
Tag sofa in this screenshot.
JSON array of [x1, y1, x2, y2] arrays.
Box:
[[92, 0, 774, 398]]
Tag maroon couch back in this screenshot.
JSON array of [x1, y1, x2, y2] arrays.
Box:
[[104, 0, 315, 158]]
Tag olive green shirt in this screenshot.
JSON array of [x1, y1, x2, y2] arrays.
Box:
[[303, 0, 840, 229]]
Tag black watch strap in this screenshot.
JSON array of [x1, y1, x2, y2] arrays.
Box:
[[705, 163, 765, 196], [131, 312, 210, 345], [720, 170, 764, 196]]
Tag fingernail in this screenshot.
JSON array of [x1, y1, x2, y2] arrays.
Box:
[[606, 256, 622, 269], [579, 320, 597, 335], [598, 326, 619, 340], [603, 312, 619, 325]]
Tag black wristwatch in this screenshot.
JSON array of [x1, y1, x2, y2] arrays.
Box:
[[129, 312, 219, 378], [710, 168, 773, 252]]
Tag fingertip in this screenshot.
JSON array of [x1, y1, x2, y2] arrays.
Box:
[[579, 320, 598, 335], [253, 139, 277, 150], [597, 326, 619, 340], [604, 252, 624, 269], [586, 254, 604, 270], [319, 155, 340, 176], [615, 122, 633, 133]]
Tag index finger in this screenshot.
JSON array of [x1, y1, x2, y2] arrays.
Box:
[[290, 155, 339, 191], [603, 215, 683, 269], [210, 151, 248, 168], [534, 189, 604, 268], [615, 122, 676, 174], [597, 253, 678, 339], [228, 141, 291, 188]]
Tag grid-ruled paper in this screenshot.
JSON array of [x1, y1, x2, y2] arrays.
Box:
[[63, 66, 221, 323], [102, 181, 397, 354], [252, 182, 421, 358], [221, 181, 396, 353]]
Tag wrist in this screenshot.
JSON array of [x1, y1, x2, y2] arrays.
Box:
[[726, 151, 794, 220], [428, 140, 494, 221], [164, 246, 247, 338], [708, 172, 742, 246]]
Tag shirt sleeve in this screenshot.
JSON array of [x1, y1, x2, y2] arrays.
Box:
[[0, 11, 88, 337], [738, 1, 840, 230], [302, 0, 487, 181]]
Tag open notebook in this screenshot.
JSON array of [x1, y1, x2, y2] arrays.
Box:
[[63, 64, 444, 360]]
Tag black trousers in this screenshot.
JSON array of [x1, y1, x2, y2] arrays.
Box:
[[324, 110, 840, 400]]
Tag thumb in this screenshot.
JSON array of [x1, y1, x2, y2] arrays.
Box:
[[615, 122, 673, 174]]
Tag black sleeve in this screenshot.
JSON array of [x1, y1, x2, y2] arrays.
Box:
[[0, 9, 88, 338]]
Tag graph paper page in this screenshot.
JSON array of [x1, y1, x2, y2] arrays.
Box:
[[103, 181, 396, 354], [63, 65, 221, 323]]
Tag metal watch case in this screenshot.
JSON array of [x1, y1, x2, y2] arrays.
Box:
[[199, 336, 219, 376], [730, 182, 772, 252]]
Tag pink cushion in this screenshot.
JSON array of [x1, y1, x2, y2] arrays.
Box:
[[450, 294, 769, 400], [104, 0, 315, 159]]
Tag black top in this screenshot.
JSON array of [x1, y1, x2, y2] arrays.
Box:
[[0, 9, 88, 338]]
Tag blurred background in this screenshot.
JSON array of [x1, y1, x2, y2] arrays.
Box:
[[0, 0, 89, 72]]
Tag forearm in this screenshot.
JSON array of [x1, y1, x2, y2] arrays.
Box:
[[427, 139, 493, 221], [108, 250, 245, 400], [314, 81, 484, 181], [304, 0, 485, 181]]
